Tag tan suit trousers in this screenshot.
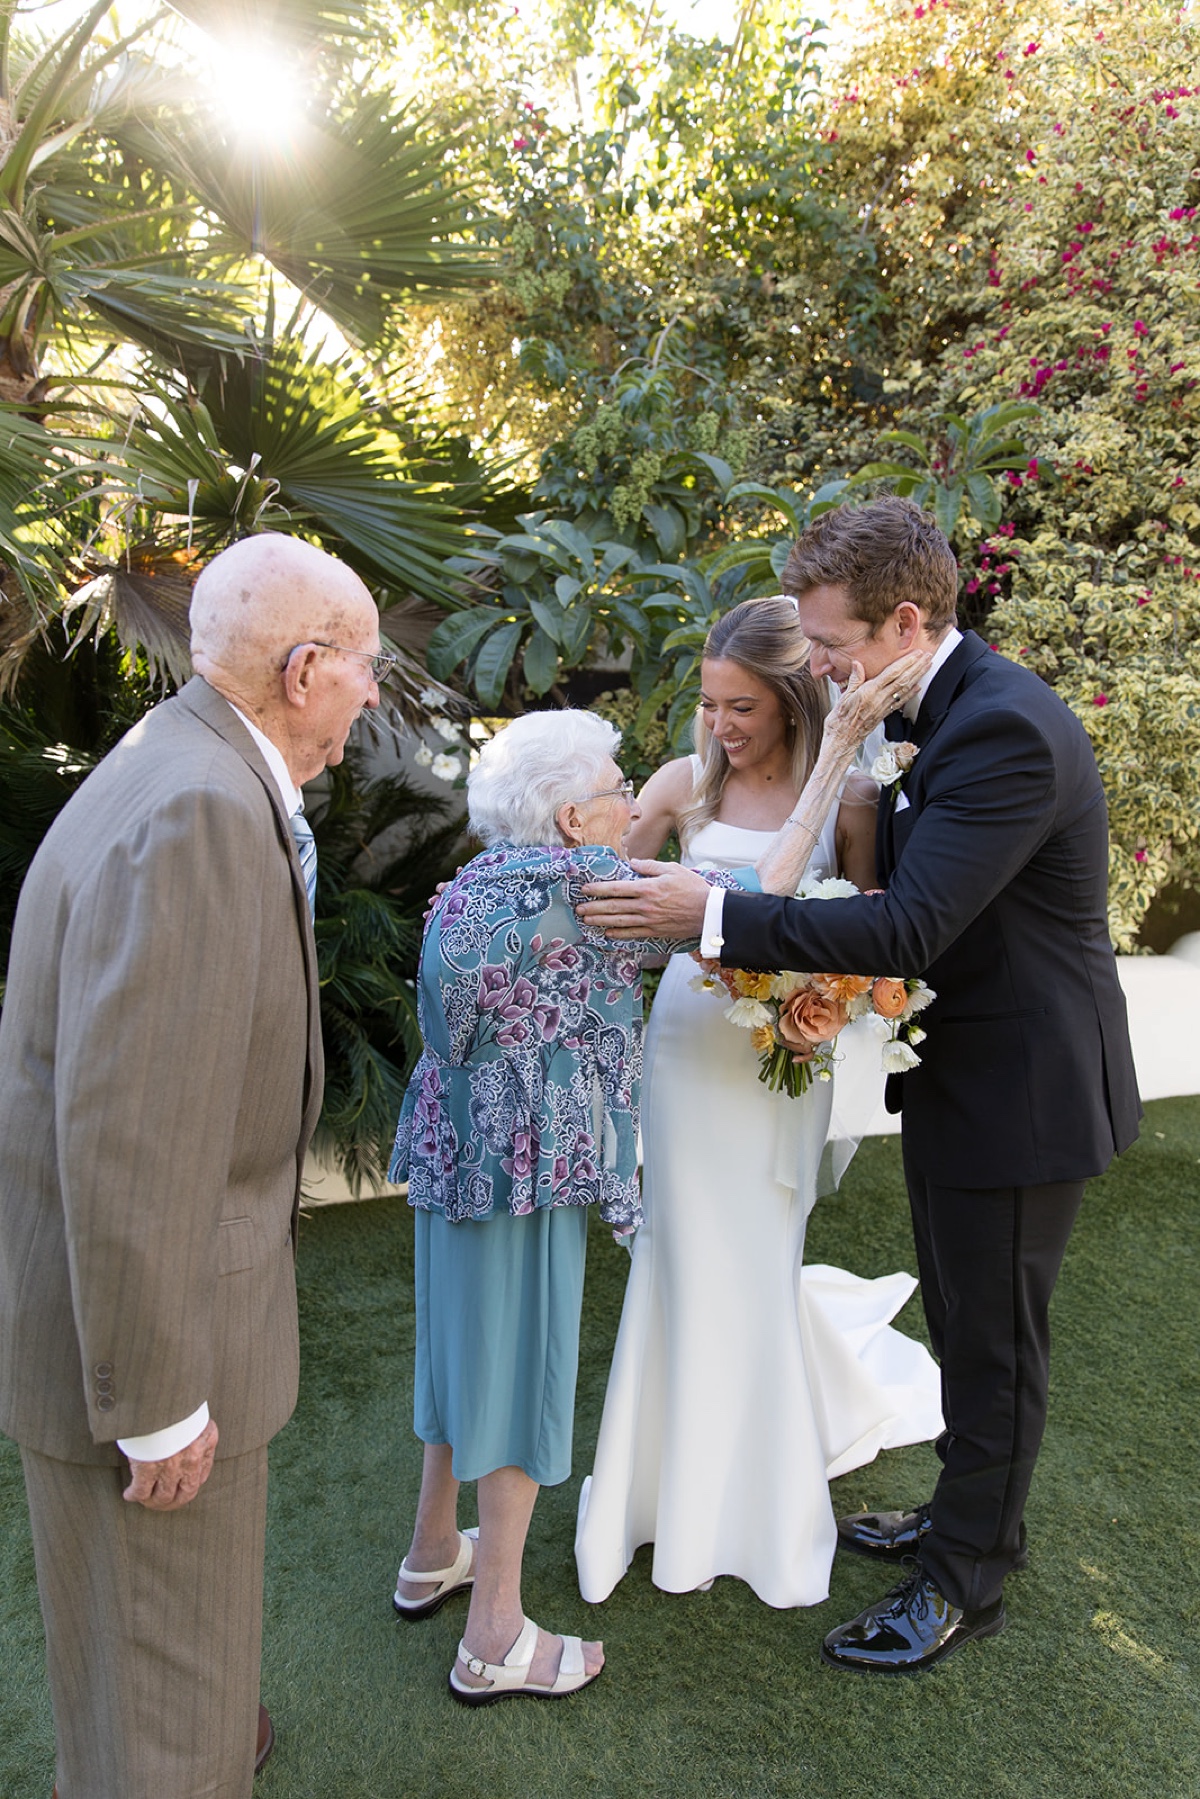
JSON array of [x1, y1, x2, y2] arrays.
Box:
[[21, 1445, 268, 1799]]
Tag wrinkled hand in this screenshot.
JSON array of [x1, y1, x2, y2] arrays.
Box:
[[823, 649, 932, 756], [578, 861, 711, 940], [123, 1417, 219, 1511]]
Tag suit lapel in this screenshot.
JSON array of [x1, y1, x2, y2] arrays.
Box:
[[912, 630, 991, 748], [172, 679, 324, 1198]]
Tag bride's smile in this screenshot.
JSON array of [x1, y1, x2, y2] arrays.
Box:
[[699, 656, 791, 780]]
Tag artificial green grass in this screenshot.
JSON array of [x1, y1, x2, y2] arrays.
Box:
[[3, 1098, 1199, 1797]]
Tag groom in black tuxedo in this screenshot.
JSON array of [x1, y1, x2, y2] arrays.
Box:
[[579, 496, 1141, 1672]]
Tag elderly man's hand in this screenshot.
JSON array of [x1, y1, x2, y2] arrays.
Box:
[[123, 1417, 219, 1511], [578, 861, 711, 939]]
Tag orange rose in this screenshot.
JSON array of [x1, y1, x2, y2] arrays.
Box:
[[872, 977, 909, 1018], [813, 972, 873, 1004], [776, 987, 849, 1048]]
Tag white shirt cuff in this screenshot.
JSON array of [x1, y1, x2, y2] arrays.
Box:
[[700, 886, 727, 959], [118, 1400, 209, 1462]]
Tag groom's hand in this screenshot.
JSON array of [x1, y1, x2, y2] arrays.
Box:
[[578, 861, 710, 939]]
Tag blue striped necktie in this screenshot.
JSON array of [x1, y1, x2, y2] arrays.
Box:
[[290, 809, 318, 920]]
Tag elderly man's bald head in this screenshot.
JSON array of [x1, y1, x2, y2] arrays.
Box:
[[190, 533, 382, 785], [190, 534, 374, 692]]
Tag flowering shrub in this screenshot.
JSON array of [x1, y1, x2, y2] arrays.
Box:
[[763, 0, 1200, 946]]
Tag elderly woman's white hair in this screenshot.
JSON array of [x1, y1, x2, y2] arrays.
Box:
[[469, 709, 623, 847]]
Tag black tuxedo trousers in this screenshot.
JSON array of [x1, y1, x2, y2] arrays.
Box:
[[721, 633, 1140, 1608]]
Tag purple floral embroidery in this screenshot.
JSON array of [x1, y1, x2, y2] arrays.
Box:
[[390, 841, 714, 1228]]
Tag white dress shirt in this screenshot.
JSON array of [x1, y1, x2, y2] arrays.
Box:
[[116, 699, 302, 1462]]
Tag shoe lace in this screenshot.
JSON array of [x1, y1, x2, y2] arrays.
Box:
[[886, 1558, 929, 1614]]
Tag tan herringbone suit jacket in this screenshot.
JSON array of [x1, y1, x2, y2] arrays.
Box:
[[0, 675, 324, 1464]]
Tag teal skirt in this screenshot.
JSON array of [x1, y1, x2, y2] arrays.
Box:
[[413, 1204, 588, 1487]]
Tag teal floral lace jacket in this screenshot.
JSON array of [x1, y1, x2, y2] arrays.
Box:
[[390, 842, 738, 1230]]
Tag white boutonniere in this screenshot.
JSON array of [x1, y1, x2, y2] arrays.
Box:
[[870, 741, 919, 805]]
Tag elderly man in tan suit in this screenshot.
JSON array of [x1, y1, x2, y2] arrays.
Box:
[[0, 534, 387, 1797]]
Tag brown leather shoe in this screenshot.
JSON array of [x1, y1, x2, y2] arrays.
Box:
[[256, 1704, 275, 1774], [51, 1706, 272, 1794]]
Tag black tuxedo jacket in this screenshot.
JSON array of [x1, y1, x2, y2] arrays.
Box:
[[721, 632, 1141, 1188]]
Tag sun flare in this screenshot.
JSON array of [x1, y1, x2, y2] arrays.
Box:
[[204, 41, 307, 146]]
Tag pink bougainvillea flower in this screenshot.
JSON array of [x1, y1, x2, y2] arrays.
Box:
[[1093, 694, 1109, 706]]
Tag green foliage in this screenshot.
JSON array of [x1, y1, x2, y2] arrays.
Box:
[[0, 623, 172, 996], [308, 749, 465, 1192], [428, 513, 646, 706], [0, 0, 499, 686], [852, 400, 1041, 537], [410, 0, 1199, 946], [590, 686, 674, 789]]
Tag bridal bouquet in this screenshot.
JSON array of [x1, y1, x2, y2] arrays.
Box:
[[689, 876, 935, 1099]]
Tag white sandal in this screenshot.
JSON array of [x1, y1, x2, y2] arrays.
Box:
[[448, 1615, 603, 1706], [392, 1526, 478, 1620]]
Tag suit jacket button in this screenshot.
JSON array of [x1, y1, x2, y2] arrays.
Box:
[[96, 1395, 116, 1413], [96, 1378, 114, 1395], [94, 1362, 113, 1378]]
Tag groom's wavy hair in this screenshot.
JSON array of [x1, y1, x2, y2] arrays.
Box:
[[781, 496, 959, 633], [679, 596, 830, 852]]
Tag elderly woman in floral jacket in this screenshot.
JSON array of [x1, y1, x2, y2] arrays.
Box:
[[388, 709, 736, 1706]]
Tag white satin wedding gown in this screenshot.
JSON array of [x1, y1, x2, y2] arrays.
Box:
[[574, 807, 944, 1608]]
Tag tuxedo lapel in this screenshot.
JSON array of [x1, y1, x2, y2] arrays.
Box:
[[912, 631, 991, 748]]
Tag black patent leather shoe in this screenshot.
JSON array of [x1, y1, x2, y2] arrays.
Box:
[[836, 1504, 1029, 1572], [836, 1503, 933, 1561], [821, 1568, 1006, 1675]]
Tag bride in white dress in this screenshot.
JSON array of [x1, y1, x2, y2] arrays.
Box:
[[575, 597, 944, 1609]]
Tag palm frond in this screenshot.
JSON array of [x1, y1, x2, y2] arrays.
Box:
[[139, 94, 490, 348], [80, 337, 479, 597]]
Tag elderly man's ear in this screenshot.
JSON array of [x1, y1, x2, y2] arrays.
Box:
[[281, 643, 320, 706]]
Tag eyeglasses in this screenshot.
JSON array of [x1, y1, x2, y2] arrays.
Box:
[[575, 779, 635, 805], [286, 641, 398, 682]]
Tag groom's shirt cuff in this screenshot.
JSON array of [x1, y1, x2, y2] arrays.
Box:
[[700, 884, 726, 958], [699, 865, 760, 958]]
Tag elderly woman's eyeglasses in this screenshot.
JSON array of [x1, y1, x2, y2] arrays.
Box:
[[576, 779, 635, 804], [286, 641, 398, 682]]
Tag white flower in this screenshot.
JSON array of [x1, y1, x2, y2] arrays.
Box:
[[725, 997, 773, 1030], [906, 1025, 927, 1045], [689, 973, 720, 993], [430, 752, 462, 782], [413, 742, 434, 768], [845, 991, 874, 1021], [870, 741, 919, 787], [418, 686, 442, 709], [881, 1038, 922, 1074], [794, 875, 859, 901], [771, 970, 810, 999], [433, 716, 462, 743], [901, 980, 936, 1019]]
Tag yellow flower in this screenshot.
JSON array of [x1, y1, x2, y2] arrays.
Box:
[[733, 970, 775, 1001], [751, 1024, 776, 1055]]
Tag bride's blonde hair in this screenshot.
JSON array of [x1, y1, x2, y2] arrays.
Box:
[[677, 596, 829, 853]]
